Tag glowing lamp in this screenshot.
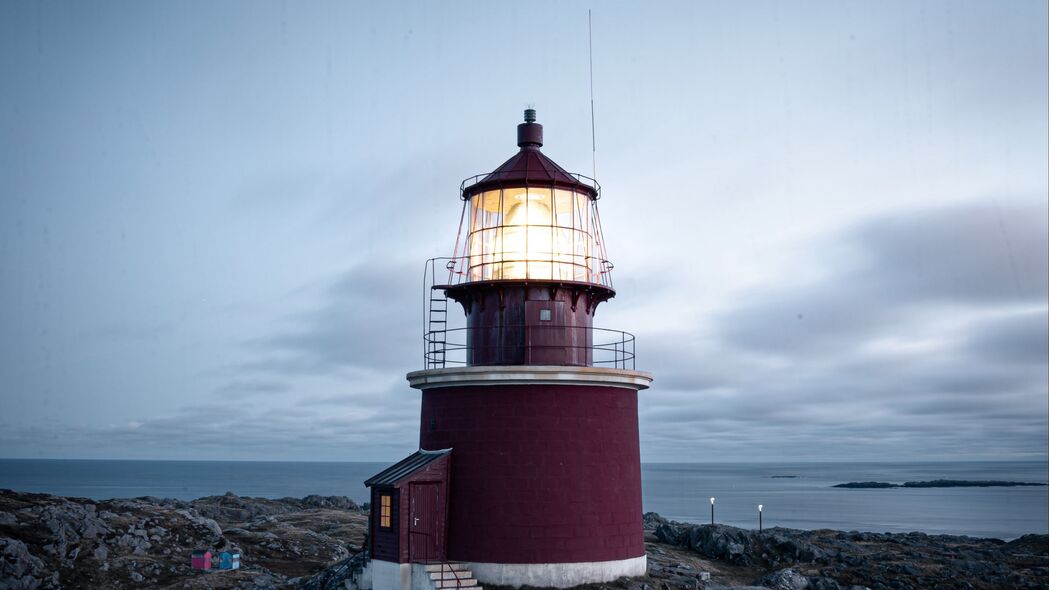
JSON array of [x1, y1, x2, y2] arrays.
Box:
[[458, 112, 608, 286]]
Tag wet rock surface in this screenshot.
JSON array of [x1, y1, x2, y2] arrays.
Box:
[[0, 489, 366, 589]]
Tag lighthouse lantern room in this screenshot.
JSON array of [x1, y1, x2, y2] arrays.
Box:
[[363, 110, 652, 590], [435, 108, 618, 368]]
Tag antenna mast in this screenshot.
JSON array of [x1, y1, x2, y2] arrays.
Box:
[[588, 9, 597, 179]]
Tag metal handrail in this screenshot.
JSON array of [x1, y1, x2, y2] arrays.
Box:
[[425, 256, 614, 291], [440, 561, 464, 590], [422, 256, 633, 370], [459, 172, 601, 200], [408, 531, 463, 590], [414, 561, 463, 590], [423, 325, 636, 370]]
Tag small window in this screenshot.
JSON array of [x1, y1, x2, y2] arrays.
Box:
[[539, 309, 552, 321], [379, 494, 392, 528]]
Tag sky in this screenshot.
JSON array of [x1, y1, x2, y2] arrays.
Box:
[[1, 0, 1046, 463]]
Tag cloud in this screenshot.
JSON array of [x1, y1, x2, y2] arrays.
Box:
[[638, 199, 1049, 462], [965, 308, 1049, 365], [0, 380, 422, 462], [855, 201, 1048, 303], [214, 378, 292, 399], [717, 199, 1048, 357], [247, 262, 421, 375], [76, 261, 435, 462]]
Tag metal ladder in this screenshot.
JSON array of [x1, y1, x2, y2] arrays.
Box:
[[426, 287, 448, 369]]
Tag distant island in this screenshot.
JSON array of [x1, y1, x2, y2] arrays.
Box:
[[770, 475, 798, 479], [834, 479, 1047, 489]]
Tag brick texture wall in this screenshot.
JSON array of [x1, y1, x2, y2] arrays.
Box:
[[419, 384, 643, 564]]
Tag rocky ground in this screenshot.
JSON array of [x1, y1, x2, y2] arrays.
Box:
[[0, 489, 367, 589], [2, 490, 1046, 590], [643, 513, 1049, 590]]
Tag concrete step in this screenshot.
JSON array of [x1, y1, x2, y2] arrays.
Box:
[[434, 578, 477, 588], [423, 563, 468, 573], [430, 572, 475, 580]]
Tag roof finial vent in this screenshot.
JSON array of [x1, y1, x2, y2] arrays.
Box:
[[517, 109, 543, 149]]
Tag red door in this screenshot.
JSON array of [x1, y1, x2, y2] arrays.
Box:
[[409, 483, 441, 562]]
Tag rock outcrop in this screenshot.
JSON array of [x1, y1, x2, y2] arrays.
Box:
[[0, 489, 366, 589], [647, 512, 1049, 590]]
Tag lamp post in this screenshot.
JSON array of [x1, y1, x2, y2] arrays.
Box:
[[709, 497, 715, 525], [758, 504, 763, 533]]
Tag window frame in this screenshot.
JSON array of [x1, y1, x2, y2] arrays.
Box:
[[379, 493, 392, 528]]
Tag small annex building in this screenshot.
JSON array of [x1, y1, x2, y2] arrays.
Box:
[[363, 449, 451, 590]]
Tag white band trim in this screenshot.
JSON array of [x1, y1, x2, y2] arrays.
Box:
[[406, 366, 653, 391]]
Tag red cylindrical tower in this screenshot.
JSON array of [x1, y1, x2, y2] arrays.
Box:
[[407, 110, 651, 588]]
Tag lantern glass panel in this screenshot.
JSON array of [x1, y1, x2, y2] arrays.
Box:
[[464, 187, 604, 284]]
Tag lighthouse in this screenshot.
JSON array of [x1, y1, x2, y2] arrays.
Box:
[[364, 110, 652, 590]]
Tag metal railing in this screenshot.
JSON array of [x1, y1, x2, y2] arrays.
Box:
[[423, 325, 636, 370], [422, 257, 635, 370], [459, 172, 601, 200], [408, 531, 463, 590], [424, 255, 614, 291], [416, 561, 464, 590]]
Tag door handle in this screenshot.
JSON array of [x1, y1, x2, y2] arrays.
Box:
[[414, 517, 419, 525]]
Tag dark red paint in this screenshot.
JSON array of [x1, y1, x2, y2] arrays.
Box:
[[409, 482, 441, 562], [444, 282, 613, 366], [419, 384, 644, 564], [462, 118, 598, 199]]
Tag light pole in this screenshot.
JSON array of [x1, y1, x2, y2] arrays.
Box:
[[758, 504, 763, 533], [709, 497, 715, 525]]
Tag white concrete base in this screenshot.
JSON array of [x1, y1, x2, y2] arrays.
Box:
[[372, 560, 412, 590], [467, 555, 647, 589], [355, 560, 374, 590], [411, 564, 442, 590]]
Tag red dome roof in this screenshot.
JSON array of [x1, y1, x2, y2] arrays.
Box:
[[461, 112, 599, 199]]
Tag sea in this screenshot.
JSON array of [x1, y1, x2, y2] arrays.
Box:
[[1, 459, 1046, 541]]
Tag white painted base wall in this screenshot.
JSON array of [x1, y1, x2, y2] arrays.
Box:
[[411, 564, 440, 590], [371, 560, 411, 590], [355, 560, 374, 590], [468, 555, 648, 589]]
